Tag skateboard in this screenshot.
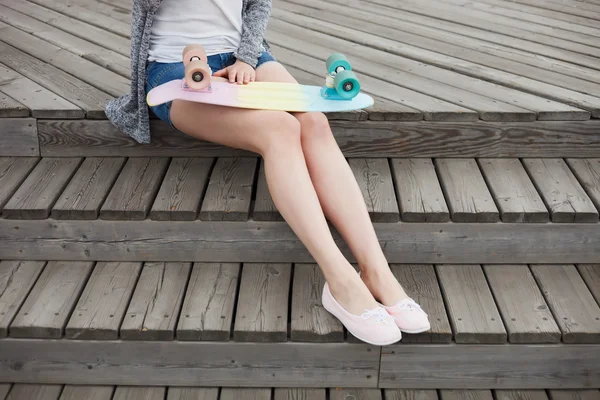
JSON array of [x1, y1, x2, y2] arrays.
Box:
[[146, 44, 374, 112]]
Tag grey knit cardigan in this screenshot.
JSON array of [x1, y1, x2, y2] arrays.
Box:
[[105, 0, 272, 144]]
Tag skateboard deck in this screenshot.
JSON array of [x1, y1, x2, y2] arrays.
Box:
[[146, 79, 375, 112]]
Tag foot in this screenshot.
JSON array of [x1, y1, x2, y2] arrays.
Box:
[[359, 267, 409, 306], [381, 298, 431, 334], [322, 281, 402, 345], [327, 267, 379, 315]]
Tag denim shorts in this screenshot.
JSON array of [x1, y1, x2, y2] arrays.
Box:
[[145, 51, 277, 127]]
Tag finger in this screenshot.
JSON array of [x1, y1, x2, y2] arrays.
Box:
[[242, 72, 250, 84], [213, 68, 226, 77], [250, 71, 256, 82], [229, 70, 237, 83]]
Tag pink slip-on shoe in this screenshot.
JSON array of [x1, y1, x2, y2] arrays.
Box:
[[322, 282, 402, 346], [382, 298, 430, 334]]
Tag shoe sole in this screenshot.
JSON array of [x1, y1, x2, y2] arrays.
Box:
[[323, 304, 402, 346], [400, 326, 431, 334]]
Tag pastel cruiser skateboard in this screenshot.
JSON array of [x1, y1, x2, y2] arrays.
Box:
[[146, 44, 374, 112]]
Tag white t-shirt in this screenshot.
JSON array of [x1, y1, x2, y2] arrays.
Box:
[[148, 0, 243, 63]]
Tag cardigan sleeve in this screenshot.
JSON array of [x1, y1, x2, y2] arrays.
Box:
[[235, 0, 272, 68]]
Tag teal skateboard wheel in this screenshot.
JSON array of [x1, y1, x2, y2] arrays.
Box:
[[326, 53, 352, 74], [334, 70, 360, 99]]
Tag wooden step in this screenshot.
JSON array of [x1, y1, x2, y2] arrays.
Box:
[[1, 261, 599, 388]]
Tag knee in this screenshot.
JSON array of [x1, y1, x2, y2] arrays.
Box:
[[297, 112, 333, 142], [256, 112, 302, 156]]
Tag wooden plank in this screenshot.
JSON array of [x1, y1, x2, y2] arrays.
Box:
[[269, 16, 537, 122], [270, 44, 479, 122], [0, 3, 129, 78], [439, 391, 492, 400], [199, 157, 257, 221], [530, 264, 600, 343], [547, 391, 600, 400], [9, 261, 93, 338], [483, 265, 561, 343], [167, 388, 219, 400], [271, 6, 600, 117], [233, 263, 292, 342], [435, 159, 499, 222], [61, 0, 131, 24], [113, 387, 166, 400], [577, 264, 600, 306], [0, 157, 38, 210], [390, 158, 449, 222], [0, 22, 129, 97], [59, 386, 114, 400], [495, 391, 548, 400], [379, 343, 600, 388], [220, 389, 271, 400], [566, 158, 600, 212], [478, 159, 549, 223], [149, 157, 213, 221], [436, 265, 506, 343], [349, 158, 399, 222], [290, 264, 344, 342], [37, 119, 600, 158], [0, 43, 110, 118], [0, 340, 380, 387], [100, 157, 170, 220], [2, 220, 600, 264], [330, 389, 381, 400], [177, 263, 239, 341], [3, 157, 81, 219], [1, 0, 130, 56], [523, 159, 599, 223], [52, 157, 126, 220], [253, 159, 283, 221], [384, 390, 438, 400], [0, 92, 28, 117], [121, 262, 191, 341], [0, 385, 9, 400], [6, 384, 62, 400], [0, 63, 82, 118], [390, 264, 452, 343], [65, 262, 141, 340], [498, 0, 600, 19], [274, 389, 326, 400], [0, 260, 45, 337], [0, 118, 38, 157]]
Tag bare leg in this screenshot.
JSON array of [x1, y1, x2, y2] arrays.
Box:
[[255, 62, 408, 305], [169, 76, 377, 314]]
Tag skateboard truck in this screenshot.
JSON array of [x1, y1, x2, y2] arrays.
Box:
[[320, 53, 360, 101]]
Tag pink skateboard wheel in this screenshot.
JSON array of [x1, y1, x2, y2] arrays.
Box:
[[182, 44, 208, 66], [185, 60, 211, 90]]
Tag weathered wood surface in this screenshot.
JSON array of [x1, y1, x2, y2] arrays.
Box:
[[547, 391, 600, 400], [9, 261, 93, 338], [1, 220, 598, 264], [566, 159, 600, 212], [390, 264, 452, 343], [52, 157, 125, 220], [494, 391, 549, 400], [435, 159, 499, 222], [379, 344, 600, 388], [121, 262, 191, 341], [350, 158, 399, 222], [199, 157, 257, 221], [439, 391, 492, 400], [36, 120, 600, 158], [0, 339, 380, 387], [253, 160, 283, 221], [478, 159, 548, 223], [65, 262, 141, 340], [523, 159, 599, 223], [0, 118, 38, 157], [530, 265, 600, 343], [484, 265, 561, 343], [329, 389, 381, 400], [0, 385, 10, 400], [220, 389, 271, 400], [0, 157, 38, 210], [177, 263, 239, 341], [577, 264, 600, 306], [390, 158, 449, 222], [167, 388, 219, 400], [2, 157, 81, 219], [149, 157, 213, 221], [0, 92, 28, 118], [384, 390, 439, 400], [290, 264, 344, 342], [59, 385, 114, 400], [234, 263, 292, 342], [436, 265, 506, 343], [113, 387, 166, 400], [100, 157, 169, 220], [0, 261, 45, 337], [274, 389, 326, 400], [5, 384, 62, 400]]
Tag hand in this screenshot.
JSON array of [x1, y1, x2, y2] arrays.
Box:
[[213, 59, 256, 84]]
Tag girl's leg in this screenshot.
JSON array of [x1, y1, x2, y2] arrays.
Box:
[[169, 78, 377, 314], [255, 62, 408, 306]]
